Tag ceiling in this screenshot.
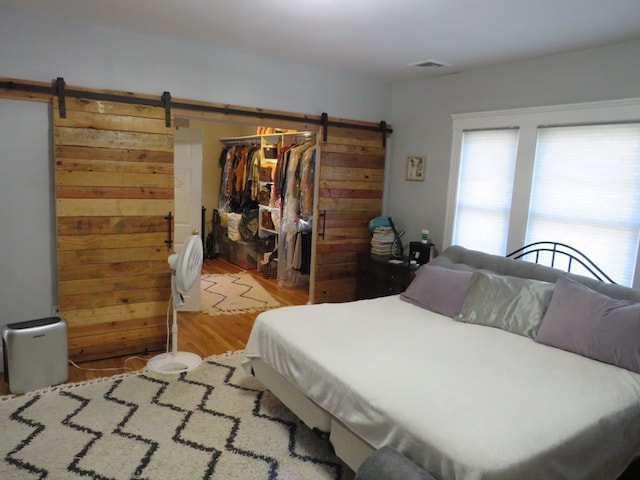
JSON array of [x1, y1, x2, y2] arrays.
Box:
[[2, 0, 640, 82]]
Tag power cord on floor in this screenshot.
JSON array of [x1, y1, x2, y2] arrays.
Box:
[[68, 356, 148, 374], [68, 293, 175, 374], [163, 293, 173, 354]]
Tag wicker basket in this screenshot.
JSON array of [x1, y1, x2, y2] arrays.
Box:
[[262, 260, 277, 279]]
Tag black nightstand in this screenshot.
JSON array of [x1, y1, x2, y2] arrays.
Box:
[[355, 253, 417, 300]]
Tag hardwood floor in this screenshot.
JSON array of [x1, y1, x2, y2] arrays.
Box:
[[1, 258, 308, 396]]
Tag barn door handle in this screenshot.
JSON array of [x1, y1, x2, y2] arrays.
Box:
[[164, 212, 174, 249], [319, 210, 326, 239]]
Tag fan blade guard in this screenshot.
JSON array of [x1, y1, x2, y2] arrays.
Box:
[[171, 235, 203, 293]]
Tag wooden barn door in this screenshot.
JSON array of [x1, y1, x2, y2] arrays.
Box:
[[53, 98, 174, 362], [310, 127, 386, 303]]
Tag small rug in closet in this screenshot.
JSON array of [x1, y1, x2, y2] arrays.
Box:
[[201, 273, 281, 316], [0, 351, 353, 480]]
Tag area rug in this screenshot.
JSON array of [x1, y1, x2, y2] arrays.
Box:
[[0, 351, 354, 480], [201, 273, 281, 316]]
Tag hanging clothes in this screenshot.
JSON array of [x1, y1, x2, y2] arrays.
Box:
[[279, 142, 316, 287], [248, 146, 263, 201], [238, 145, 260, 212], [274, 143, 296, 208], [218, 144, 266, 214], [299, 147, 315, 220], [216, 133, 316, 284], [218, 146, 234, 212]]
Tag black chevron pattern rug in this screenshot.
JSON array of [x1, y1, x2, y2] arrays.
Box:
[[0, 351, 354, 480], [201, 274, 281, 316]]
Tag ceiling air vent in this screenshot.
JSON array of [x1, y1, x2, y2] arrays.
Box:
[[410, 60, 448, 69]]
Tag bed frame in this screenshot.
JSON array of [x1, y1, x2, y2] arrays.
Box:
[[250, 357, 376, 470], [506, 241, 617, 284], [248, 243, 637, 478]]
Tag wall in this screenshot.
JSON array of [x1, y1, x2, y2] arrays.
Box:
[[0, 7, 390, 122], [386, 38, 640, 252], [0, 99, 54, 371]]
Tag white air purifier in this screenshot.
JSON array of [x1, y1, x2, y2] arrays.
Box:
[[2, 316, 68, 394]]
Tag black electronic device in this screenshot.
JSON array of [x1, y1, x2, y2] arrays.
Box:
[[409, 241, 432, 265]]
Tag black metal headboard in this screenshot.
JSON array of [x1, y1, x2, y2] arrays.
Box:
[[506, 241, 617, 284]]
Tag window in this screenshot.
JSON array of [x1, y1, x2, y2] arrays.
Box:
[[452, 129, 519, 255], [445, 98, 640, 288], [527, 124, 640, 285]]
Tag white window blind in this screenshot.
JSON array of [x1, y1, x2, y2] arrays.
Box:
[[452, 129, 519, 255], [527, 123, 640, 285]]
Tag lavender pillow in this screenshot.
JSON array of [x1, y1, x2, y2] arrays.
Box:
[[400, 265, 473, 317], [536, 276, 640, 373]]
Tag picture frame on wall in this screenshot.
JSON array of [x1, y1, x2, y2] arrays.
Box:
[[406, 155, 426, 181]]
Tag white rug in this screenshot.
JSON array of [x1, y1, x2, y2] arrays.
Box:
[[201, 273, 281, 316], [0, 351, 354, 480]]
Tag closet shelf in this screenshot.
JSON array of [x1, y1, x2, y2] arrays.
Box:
[[219, 131, 315, 146], [259, 205, 280, 238], [219, 133, 281, 146]]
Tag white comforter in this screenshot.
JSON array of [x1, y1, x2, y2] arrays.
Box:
[[243, 295, 640, 480]]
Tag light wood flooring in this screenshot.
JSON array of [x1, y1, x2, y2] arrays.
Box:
[[1, 258, 308, 396]]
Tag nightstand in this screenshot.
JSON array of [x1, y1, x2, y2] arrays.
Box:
[[355, 253, 416, 300]]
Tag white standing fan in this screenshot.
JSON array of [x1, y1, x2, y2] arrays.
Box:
[[148, 234, 203, 374]]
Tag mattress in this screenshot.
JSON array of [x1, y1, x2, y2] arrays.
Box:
[[243, 295, 640, 480]]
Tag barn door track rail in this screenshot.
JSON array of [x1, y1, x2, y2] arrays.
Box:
[[0, 77, 393, 146]]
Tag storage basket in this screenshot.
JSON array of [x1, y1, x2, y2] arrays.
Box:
[[262, 260, 277, 279], [259, 166, 273, 182], [258, 186, 271, 206], [261, 208, 275, 230]]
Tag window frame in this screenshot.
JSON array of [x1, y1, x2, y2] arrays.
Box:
[[444, 97, 640, 289]]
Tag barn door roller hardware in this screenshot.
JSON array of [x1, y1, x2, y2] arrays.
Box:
[[55, 77, 66, 118], [162, 91, 172, 127], [380, 121, 387, 147], [53, 77, 174, 126], [0, 77, 173, 127], [321, 113, 329, 142], [319, 113, 390, 147]]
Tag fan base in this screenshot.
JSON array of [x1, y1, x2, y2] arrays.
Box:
[[147, 351, 202, 374]]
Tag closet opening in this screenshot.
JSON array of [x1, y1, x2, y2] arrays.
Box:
[[174, 115, 317, 303]]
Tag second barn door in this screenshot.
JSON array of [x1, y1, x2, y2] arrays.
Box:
[[310, 126, 386, 303], [53, 97, 174, 362]]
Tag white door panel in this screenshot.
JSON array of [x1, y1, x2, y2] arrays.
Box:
[[174, 127, 203, 311]]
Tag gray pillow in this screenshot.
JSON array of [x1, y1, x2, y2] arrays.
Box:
[[400, 264, 473, 317], [455, 271, 554, 338], [536, 276, 640, 373], [356, 446, 436, 480]]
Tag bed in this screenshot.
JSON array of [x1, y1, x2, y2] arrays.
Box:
[[242, 243, 640, 480]]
